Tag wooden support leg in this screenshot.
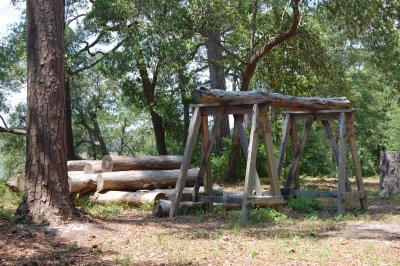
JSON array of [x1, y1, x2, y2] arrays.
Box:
[[337, 113, 347, 214], [259, 111, 283, 211], [290, 117, 300, 190], [241, 104, 260, 222], [234, 115, 263, 196], [277, 114, 291, 178], [192, 108, 225, 201], [322, 121, 352, 192], [201, 116, 213, 196], [346, 114, 368, 210], [170, 107, 202, 217], [284, 115, 314, 190]]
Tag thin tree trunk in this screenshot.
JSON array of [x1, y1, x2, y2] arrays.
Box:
[[205, 31, 230, 156], [225, 0, 301, 179], [17, 0, 76, 225]]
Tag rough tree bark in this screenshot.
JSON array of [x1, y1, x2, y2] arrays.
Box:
[[205, 31, 230, 155], [379, 151, 400, 198], [16, 0, 77, 225]]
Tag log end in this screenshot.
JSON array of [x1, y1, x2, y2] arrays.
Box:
[[101, 155, 113, 172]]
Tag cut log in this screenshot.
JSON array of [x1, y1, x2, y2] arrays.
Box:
[[83, 161, 103, 174], [6, 172, 96, 195], [96, 168, 200, 192], [91, 190, 168, 206], [68, 172, 97, 195], [68, 160, 98, 171], [193, 86, 351, 111], [6, 173, 25, 192], [153, 200, 240, 217], [102, 155, 183, 172], [379, 151, 400, 198]]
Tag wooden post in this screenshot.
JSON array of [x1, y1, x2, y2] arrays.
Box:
[[346, 113, 367, 209], [192, 108, 225, 200], [277, 114, 291, 178], [290, 116, 300, 189], [241, 104, 260, 222], [170, 107, 202, 217], [337, 112, 347, 213], [201, 116, 213, 196], [234, 115, 263, 196], [284, 115, 314, 189], [259, 110, 283, 211], [322, 121, 352, 192]]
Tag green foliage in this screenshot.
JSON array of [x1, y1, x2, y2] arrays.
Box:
[[286, 197, 323, 213], [249, 207, 287, 224], [73, 196, 130, 217], [67, 242, 79, 251], [0, 182, 22, 220]]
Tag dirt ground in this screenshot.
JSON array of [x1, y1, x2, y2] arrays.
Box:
[[1, 178, 399, 266]]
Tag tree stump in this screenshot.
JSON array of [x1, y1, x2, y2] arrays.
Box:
[[379, 151, 400, 198]]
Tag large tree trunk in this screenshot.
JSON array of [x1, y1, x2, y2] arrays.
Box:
[[96, 168, 199, 192], [102, 155, 182, 172], [379, 151, 400, 198], [16, 0, 76, 225], [205, 31, 230, 155]]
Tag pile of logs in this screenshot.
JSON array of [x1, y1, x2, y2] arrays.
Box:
[[6, 155, 209, 207]]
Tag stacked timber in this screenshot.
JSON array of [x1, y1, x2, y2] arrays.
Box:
[[92, 155, 208, 207], [6, 156, 220, 208]]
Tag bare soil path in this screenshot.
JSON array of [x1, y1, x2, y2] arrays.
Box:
[[1, 178, 399, 265]]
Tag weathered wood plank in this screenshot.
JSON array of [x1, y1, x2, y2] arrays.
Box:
[[197, 195, 284, 207], [321, 120, 352, 192], [259, 112, 281, 196], [337, 112, 347, 213], [347, 115, 367, 209], [277, 114, 291, 178], [192, 108, 225, 200], [201, 116, 213, 196], [290, 117, 300, 189], [194, 87, 351, 110], [234, 115, 263, 196], [241, 104, 260, 222], [284, 115, 314, 189], [170, 107, 202, 217]]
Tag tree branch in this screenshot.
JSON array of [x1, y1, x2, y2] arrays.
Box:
[[0, 114, 8, 128], [66, 14, 86, 26], [71, 39, 124, 75], [0, 126, 26, 136], [241, 0, 301, 90]]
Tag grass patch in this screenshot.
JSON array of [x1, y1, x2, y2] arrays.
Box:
[[73, 195, 131, 218], [286, 197, 323, 213], [0, 182, 22, 220]]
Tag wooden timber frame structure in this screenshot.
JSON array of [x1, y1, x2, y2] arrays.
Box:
[[169, 102, 285, 221], [278, 110, 367, 213]]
